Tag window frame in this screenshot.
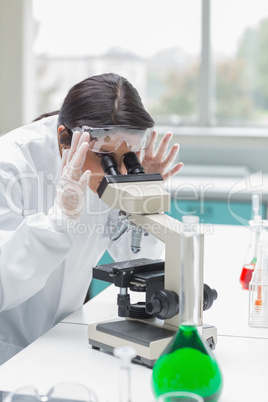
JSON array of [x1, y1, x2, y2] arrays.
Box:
[[179, 0, 268, 139]]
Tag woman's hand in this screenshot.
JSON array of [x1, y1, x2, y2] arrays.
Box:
[[56, 131, 91, 220], [137, 131, 183, 181]]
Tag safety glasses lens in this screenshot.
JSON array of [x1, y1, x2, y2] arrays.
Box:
[[72, 126, 153, 154]]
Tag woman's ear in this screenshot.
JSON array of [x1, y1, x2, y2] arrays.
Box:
[[58, 125, 71, 155], [58, 125, 66, 134]]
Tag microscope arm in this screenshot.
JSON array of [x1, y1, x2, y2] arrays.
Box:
[[129, 213, 204, 330]]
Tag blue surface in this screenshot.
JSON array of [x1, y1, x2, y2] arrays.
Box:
[[89, 251, 113, 299], [167, 199, 266, 225]]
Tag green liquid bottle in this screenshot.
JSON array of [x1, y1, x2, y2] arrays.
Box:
[[152, 230, 223, 401]]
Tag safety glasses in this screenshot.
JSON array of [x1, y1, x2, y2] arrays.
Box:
[[3, 382, 98, 402], [71, 125, 154, 154]]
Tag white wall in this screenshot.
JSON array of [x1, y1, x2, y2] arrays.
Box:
[[0, 0, 35, 134]]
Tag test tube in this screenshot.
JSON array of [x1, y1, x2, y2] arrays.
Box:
[[249, 240, 268, 327]]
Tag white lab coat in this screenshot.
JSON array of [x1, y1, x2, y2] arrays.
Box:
[[0, 115, 163, 365]]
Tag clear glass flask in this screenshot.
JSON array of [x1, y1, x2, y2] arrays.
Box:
[[152, 230, 223, 401]]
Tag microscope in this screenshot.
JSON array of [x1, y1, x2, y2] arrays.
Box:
[[88, 152, 218, 367]]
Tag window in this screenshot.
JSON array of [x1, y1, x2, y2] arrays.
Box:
[[33, 0, 268, 128], [33, 0, 201, 123], [211, 0, 268, 127]]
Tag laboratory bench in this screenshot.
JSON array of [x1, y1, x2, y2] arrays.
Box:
[[0, 225, 268, 401]]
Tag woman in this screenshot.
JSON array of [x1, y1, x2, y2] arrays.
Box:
[[0, 73, 183, 365]]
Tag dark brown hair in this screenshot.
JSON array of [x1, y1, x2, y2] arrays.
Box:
[[34, 73, 154, 146]]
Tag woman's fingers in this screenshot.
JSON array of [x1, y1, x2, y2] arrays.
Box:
[[61, 149, 69, 172], [70, 142, 90, 181], [79, 169, 91, 187], [61, 131, 90, 181], [161, 162, 184, 181], [140, 130, 184, 181], [144, 130, 157, 157], [161, 143, 180, 170], [77, 131, 90, 148], [67, 131, 81, 163], [154, 132, 173, 161]]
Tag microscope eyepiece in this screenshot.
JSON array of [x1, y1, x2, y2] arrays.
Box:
[[100, 153, 146, 255], [123, 152, 145, 175], [100, 152, 145, 176], [100, 155, 120, 176]]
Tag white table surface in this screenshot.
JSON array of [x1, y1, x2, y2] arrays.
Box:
[[0, 224, 268, 401]]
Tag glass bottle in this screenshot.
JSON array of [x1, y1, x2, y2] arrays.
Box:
[[152, 230, 223, 401], [240, 195, 262, 290]]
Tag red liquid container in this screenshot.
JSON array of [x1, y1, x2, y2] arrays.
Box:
[[240, 263, 255, 289], [239, 218, 262, 290]]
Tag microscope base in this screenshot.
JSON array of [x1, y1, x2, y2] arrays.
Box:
[[88, 319, 217, 368]]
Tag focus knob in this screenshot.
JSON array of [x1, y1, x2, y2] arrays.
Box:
[[203, 283, 218, 311], [145, 289, 179, 319]]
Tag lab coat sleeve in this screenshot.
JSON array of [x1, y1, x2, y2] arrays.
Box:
[[0, 173, 73, 312]]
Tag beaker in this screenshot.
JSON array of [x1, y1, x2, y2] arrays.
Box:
[[152, 231, 223, 401]]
